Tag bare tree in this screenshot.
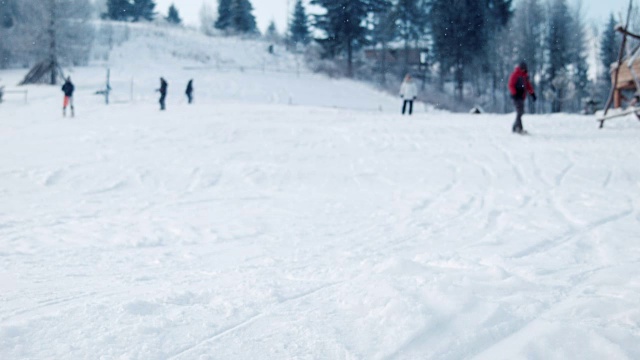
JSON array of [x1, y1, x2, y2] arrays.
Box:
[[2, 0, 93, 75]]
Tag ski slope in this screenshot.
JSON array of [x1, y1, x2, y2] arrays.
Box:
[[2, 26, 640, 359]]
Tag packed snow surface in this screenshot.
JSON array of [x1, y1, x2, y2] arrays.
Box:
[[2, 28, 640, 359]]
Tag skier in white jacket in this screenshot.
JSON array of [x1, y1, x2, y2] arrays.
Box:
[[400, 74, 418, 115]]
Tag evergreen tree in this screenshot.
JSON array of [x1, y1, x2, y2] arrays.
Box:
[[215, 0, 233, 31], [600, 14, 620, 83], [394, 0, 428, 73], [265, 20, 279, 41], [430, 0, 486, 100], [0, 0, 19, 68], [568, 3, 589, 112], [289, 0, 310, 46], [131, 0, 155, 22], [370, 10, 398, 84], [0, 0, 17, 28], [166, 3, 181, 25], [546, 0, 571, 112], [484, 0, 512, 28], [311, 0, 391, 77], [231, 0, 257, 34], [106, 0, 132, 21]]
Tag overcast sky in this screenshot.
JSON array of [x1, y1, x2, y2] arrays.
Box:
[[154, 0, 633, 34]]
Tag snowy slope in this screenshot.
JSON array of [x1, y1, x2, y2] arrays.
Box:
[[1, 24, 640, 360], [95, 24, 403, 112]]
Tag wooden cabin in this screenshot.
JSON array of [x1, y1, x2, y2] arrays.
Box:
[[611, 56, 640, 108]]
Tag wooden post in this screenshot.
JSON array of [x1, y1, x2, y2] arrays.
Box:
[[601, 0, 634, 129]]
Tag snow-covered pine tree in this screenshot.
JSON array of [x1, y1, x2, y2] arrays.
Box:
[[289, 0, 310, 46], [370, 10, 398, 84], [265, 20, 279, 42], [484, 0, 512, 28], [0, 0, 16, 68], [106, 0, 131, 21], [568, 2, 590, 112], [131, 0, 155, 22], [480, 0, 513, 112], [0, 0, 17, 28], [394, 0, 427, 73], [166, 3, 181, 25], [600, 14, 620, 84], [430, 0, 486, 100], [215, 0, 233, 31], [546, 0, 572, 112], [311, 0, 391, 77], [230, 0, 257, 34]]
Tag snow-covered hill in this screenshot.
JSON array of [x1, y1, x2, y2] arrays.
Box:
[[1, 23, 640, 360], [93, 23, 403, 112]]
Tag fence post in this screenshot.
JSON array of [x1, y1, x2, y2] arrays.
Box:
[[106, 68, 111, 105]]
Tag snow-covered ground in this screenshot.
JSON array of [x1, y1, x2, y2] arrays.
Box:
[[2, 26, 640, 359]]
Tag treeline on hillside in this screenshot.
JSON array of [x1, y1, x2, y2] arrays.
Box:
[[268, 0, 639, 114], [102, 0, 182, 24], [2, 0, 637, 114]]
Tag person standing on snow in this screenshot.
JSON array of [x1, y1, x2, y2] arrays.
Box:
[[62, 77, 75, 117], [158, 77, 168, 111], [400, 74, 418, 115], [508, 62, 537, 134], [185, 79, 194, 104]]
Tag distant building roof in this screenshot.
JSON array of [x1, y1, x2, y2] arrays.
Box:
[[364, 48, 428, 66]]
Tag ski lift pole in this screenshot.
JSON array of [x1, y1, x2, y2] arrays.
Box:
[[105, 68, 111, 105]]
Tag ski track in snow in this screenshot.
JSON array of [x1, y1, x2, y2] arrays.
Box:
[[1, 65, 640, 358]]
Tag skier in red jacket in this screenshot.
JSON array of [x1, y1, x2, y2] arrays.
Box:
[[508, 62, 536, 134]]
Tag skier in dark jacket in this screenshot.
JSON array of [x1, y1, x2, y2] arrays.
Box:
[[158, 77, 168, 110], [61, 77, 75, 117], [185, 80, 194, 104], [508, 62, 536, 134]]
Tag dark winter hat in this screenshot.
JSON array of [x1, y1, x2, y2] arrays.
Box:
[[519, 62, 528, 72]]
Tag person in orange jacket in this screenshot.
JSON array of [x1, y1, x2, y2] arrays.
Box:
[[508, 62, 536, 134]]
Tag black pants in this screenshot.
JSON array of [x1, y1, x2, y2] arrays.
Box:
[[402, 100, 414, 115], [160, 93, 166, 110], [513, 98, 525, 132], [187, 93, 193, 104]]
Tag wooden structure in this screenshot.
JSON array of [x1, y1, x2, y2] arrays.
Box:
[[19, 59, 65, 86], [599, 0, 640, 128], [611, 54, 640, 108]]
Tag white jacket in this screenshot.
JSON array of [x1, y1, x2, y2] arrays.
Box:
[[400, 81, 418, 100]]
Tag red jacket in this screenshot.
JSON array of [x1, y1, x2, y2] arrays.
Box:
[[508, 66, 535, 100]]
